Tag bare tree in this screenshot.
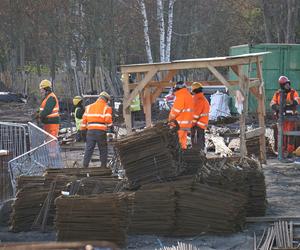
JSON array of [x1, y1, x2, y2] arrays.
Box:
[[137, 0, 153, 63]]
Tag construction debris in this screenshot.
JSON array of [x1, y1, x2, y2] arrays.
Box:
[[55, 193, 129, 247], [156, 242, 200, 250]]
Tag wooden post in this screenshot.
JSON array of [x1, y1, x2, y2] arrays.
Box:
[[143, 87, 152, 127], [256, 58, 267, 163], [122, 73, 132, 132], [238, 65, 248, 158]]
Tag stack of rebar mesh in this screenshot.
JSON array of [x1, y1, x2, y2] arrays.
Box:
[[202, 157, 266, 216], [10, 168, 120, 232], [115, 123, 183, 188], [55, 193, 129, 247], [181, 149, 207, 175], [10, 176, 47, 232], [127, 176, 246, 235]]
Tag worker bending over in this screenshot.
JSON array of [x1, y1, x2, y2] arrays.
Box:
[[80, 91, 112, 168], [270, 76, 299, 156], [72, 96, 85, 142], [191, 82, 210, 151], [168, 81, 193, 150], [38, 79, 60, 137]]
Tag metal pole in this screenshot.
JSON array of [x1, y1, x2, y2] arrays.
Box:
[[278, 90, 285, 161]]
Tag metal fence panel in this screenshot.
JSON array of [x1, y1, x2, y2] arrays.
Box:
[[0, 122, 28, 158], [9, 122, 64, 195]]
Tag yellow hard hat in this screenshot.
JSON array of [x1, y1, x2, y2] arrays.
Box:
[[73, 96, 83, 106], [191, 82, 203, 91], [99, 91, 111, 100], [39, 79, 52, 89]]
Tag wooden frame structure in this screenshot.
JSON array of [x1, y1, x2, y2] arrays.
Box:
[[120, 52, 269, 162]]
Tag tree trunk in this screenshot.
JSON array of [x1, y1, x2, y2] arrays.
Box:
[[165, 0, 176, 62], [137, 0, 153, 63], [261, 0, 273, 42], [157, 0, 165, 62]]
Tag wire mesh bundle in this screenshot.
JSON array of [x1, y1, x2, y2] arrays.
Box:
[[10, 176, 48, 232], [181, 149, 207, 175], [174, 182, 247, 235], [128, 186, 176, 235], [200, 157, 266, 216], [115, 123, 183, 188], [55, 193, 129, 247]]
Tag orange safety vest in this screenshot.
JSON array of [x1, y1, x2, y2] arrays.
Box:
[[80, 98, 112, 131], [270, 89, 299, 115], [193, 92, 210, 129], [168, 88, 194, 130], [39, 92, 60, 118]]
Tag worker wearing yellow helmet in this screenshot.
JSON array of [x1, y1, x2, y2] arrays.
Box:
[[80, 91, 113, 168], [191, 82, 210, 151], [72, 96, 85, 142], [38, 79, 60, 137]]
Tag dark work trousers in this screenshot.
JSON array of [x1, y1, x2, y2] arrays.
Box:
[[83, 130, 107, 168], [191, 126, 205, 151]]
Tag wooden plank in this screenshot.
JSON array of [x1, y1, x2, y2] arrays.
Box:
[[245, 127, 265, 140], [246, 216, 300, 223], [123, 67, 157, 109]]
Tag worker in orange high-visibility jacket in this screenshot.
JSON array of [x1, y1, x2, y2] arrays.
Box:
[[38, 79, 60, 138], [168, 81, 194, 150], [191, 82, 210, 151], [80, 91, 113, 168], [270, 75, 300, 156]]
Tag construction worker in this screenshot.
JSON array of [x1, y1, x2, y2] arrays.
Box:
[[191, 82, 210, 151], [270, 75, 299, 156], [80, 91, 112, 168], [168, 81, 193, 150], [72, 96, 85, 142], [38, 79, 60, 137]]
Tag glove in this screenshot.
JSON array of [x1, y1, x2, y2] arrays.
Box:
[[293, 100, 298, 106], [271, 104, 279, 112]]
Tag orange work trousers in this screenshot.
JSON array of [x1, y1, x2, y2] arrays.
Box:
[[43, 124, 59, 138], [283, 120, 295, 153], [177, 130, 188, 150]]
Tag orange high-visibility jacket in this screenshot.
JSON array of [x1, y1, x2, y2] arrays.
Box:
[[80, 98, 112, 131], [40, 92, 59, 119], [193, 92, 210, 129], [270, 89, 300, 114], [168, 88, 194, 130]]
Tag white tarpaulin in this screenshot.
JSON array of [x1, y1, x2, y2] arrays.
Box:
[[209, 91, 231, 121]]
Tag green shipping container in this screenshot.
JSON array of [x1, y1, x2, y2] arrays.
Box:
[[229, 43, 300, 112]]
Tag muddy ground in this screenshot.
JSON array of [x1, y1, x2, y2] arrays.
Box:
[[1, 157, 300, 250]]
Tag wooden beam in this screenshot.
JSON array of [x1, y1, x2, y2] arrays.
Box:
[[121, 56, 263, 73], [151, 70, 177, 103], [143, 87, 152, 127], [245, 127, 265, 140], [238, 65, 248, 158], [128, 80, 240, 90], [246, 216, 300, 223], [121, 73, 132, 132], [123, 67, 157, 109], [207, 64, 231, 88]]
